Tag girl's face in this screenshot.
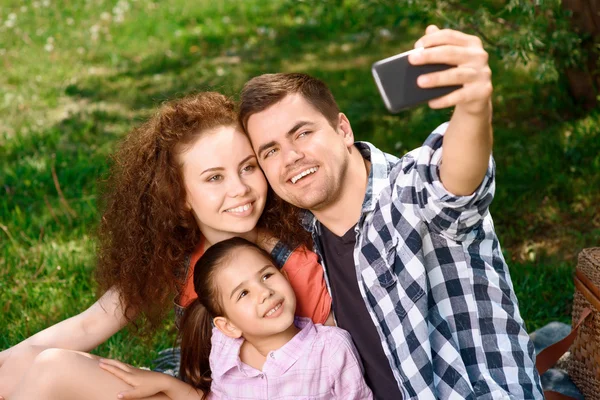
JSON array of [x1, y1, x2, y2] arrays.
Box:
[[214, 246, 296, 340], [180, 126, 268, 245]]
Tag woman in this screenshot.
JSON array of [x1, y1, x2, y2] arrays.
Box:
[[0, 92, 331, 399]]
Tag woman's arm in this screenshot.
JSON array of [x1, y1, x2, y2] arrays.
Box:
[[4, 287, 129, 353], [0, 287, 131, 394], [281, 246, 333, 325]]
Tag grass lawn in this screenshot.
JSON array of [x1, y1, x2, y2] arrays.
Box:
[[1, 0, 599, 366]]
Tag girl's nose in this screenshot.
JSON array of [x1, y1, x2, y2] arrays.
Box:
[[259, 286, 274, 303]]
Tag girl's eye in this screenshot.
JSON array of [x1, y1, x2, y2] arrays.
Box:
[[262, 273, 273, 281], [208, 174, 223, 182], [238, 290, 248, 300]]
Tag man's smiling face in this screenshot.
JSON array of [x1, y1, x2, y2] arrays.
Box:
[[246, 93, 354, 211]]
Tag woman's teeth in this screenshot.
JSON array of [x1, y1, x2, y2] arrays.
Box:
[[265, 302, 281, 317], [225, 203, 251, 213], [291, 167, 318, 184]]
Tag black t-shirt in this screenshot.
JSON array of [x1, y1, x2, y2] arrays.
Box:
[[318, 223, 403, 400]]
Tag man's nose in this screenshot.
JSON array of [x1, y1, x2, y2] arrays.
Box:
[[282, 145, 304, 167]]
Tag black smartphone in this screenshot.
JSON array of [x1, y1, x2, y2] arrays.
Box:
[[372, 49, 462, 113]]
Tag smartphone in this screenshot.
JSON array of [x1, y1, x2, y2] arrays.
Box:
[[372, 48, 462, 113]]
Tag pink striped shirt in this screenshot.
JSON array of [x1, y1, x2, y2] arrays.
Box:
[[208, 317, 373, 399]]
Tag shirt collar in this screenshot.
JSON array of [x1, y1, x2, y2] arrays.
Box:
[[262, 317, 316, 376], [300, 141, 393, 232], [210, 317, 317, 378]]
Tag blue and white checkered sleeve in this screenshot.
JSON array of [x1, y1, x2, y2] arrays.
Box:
[[411, 122, 495, 241]]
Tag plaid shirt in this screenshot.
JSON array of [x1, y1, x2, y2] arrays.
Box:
[[301, 123, 544, 399], [209, 317, 373, 399]]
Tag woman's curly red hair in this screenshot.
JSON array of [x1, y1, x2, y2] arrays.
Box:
[[94, 92, 311, 334]]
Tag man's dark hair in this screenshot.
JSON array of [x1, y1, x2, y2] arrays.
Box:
[[239, 72, 340, 131]]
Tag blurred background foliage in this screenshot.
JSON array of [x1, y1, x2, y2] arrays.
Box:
[[1, 0, 598, 365]]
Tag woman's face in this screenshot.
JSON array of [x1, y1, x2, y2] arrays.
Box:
[[179, 126, 267, 245]]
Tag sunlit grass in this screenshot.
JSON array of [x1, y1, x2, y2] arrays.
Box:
[[1, 0, 598, 365]]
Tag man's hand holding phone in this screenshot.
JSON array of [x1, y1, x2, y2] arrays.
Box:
[[408, 25, 493, 116]]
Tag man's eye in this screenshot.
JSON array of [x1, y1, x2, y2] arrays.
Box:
[[264, 148, 277, 159], [208, 175, 223, 182], [298, 131, 311, 138]]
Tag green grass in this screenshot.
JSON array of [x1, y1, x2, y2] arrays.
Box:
[[1, 0, 599, 365]]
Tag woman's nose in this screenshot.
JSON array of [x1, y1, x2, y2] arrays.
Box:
[[228, 176, 250, 197]]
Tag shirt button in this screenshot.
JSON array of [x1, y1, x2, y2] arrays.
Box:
[[270, 352, 275, 359]]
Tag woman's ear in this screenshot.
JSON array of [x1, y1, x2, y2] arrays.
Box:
[[214, 316, 242, 339]]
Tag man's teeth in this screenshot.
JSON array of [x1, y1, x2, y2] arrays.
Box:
[[225, 203, 251, 213], [291, 167, 318, 184], [265, 303, 281, 317]]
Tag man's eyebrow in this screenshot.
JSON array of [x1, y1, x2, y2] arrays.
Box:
[[286, 121, 312, 136], [257, 141, 277, 158], [256, 121, 313, 157], [229, 264, 274, 299]]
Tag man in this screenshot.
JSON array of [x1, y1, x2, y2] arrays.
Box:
[[239, 26, 543, 399]]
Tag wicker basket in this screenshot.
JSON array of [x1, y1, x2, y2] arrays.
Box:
[[568, 248, 600, 399]]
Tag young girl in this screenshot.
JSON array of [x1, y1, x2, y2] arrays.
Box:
[[98, 237, 373, 400], [1, 93, 331, 399]]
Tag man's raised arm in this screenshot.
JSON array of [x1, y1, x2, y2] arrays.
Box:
[[409, 25, 493, 196]]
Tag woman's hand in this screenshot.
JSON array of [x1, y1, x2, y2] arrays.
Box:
[[99, 359, 170, 399]]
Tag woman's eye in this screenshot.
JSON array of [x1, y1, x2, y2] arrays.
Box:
[[242, 164, 256, 173], [208, 175, 223, 182]]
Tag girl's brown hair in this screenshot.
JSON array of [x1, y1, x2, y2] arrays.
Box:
[[95, 91, 311, 334], [179, 237, 268, 396]]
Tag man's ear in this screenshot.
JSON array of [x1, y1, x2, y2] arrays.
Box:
[[214, 316, 242, 339], [337, 113, 354, 147]]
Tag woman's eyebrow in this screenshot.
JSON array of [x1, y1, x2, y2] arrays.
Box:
[[200, 166, 224, 175], [237, 154, 256, 167]]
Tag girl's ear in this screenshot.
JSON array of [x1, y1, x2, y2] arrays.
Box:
[[214, 316, 242, 339]]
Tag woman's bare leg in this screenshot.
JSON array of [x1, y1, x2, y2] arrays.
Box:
[[10, 348, 169, 400], [0, 344, 48, 398]]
